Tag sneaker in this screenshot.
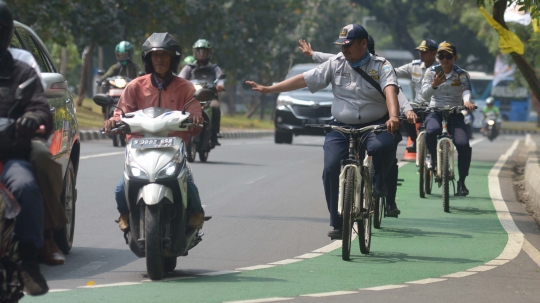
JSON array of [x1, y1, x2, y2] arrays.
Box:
[[456, 181, 469, 196], [425, 154, 435, 170], [406, 142, 416, 152], [327, 228, 342, 239], [386, 205, 401, 218], [21, 261, 49, 296]]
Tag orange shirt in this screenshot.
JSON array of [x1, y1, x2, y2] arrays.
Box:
[[113, 75, 202, 143]]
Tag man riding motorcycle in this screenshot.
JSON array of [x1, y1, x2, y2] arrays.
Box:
[[0, 1, 52, 295], [97, 41, 140, 120], [103, 32, 206, 237], [481, 97, 500, 134], [179, 39, 225, 146]]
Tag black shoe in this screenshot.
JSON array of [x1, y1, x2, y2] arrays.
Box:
[[21, 261, 49, 296], [386, 204, 401, 218], [456, 182, 469, 196], [213, 141, 221, 146], [406, 142, 416, 152], [327, 228, 342, 239], [373, 181, 388, 198]]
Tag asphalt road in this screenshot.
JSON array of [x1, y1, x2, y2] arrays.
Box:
[[22, 134, 540, 303]]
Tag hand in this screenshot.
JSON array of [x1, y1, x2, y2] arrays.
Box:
[[245, 81, 270, 94], [189, 115, 204, 131], [406, 110, 418, 124], [464, 101, 475, 110], [96, 79, 103, 86], [103, 119, 117, 133], [385, 116, 400, 134], [216, 85, 225, 92], [432, 72, 446, 88], [16, 112, 40, 138], [298, 39, 314, 57]]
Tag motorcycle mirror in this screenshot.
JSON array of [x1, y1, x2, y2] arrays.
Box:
[[194, 88, 216, 102], [97, 69, 105, 76], [15, 76, 38, 102], [92, 94, 115, 107]]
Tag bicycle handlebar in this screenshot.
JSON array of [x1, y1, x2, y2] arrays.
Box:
[[305, 123, 387, 134]]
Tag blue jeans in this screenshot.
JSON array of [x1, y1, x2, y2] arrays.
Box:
[[115, 172, 203, 215], [1, 160, 44, 248], [322, 120, 396, 229]]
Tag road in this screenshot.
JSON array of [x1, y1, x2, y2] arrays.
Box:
[[22, 134, 540, 303]]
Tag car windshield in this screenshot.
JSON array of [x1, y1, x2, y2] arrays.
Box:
[[286, 65, 332, 91]]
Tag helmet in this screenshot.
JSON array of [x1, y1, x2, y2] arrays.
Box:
[[115, 41, 133, 66], [367, 35, 375, 55], [0, 1, 14, 55], [486, 97, 495, 105], [141, 32, 182, 74], [183, 55, 195, 65], [192, 39, 213, 62]]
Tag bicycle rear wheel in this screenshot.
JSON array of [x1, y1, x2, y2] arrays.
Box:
[[442, 142, 450, 212], [418, 136, 426, 198], [373, 197, 384, 229], [341, 168, 355, 261], [358, 169, 372, 254]]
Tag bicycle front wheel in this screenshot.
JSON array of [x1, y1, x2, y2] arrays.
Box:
[[358, 169, 372, 254], [418, 136, 426, 198], [341, 167, 355, 261], [442, 142, 450, 212], [373, 197, 384, 229]]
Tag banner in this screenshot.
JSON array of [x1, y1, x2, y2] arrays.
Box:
[[479, 7, 525, 55], [493, 54, 516, 87], [504, 3, 532, 25]]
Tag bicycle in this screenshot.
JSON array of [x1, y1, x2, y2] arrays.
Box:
[[411, 104, 433, 198], [306, 123, 387, 260]]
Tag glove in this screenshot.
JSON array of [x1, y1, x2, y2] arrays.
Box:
[[16, 112, 40, 138], [96, 79, 103, 86]]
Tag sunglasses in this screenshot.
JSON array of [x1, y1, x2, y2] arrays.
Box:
[[437, 53, 454, 60]]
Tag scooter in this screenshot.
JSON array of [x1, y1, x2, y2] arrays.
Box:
[[96, 76, 132, 147], [186, 74, 225, 163], [93, 88, 214, 280], [484, 112, 499, 141]]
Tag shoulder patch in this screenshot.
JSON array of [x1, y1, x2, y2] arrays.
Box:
[[317, 62, 328, 69], [412, 59, 421, 65], [453, 65, 464, 74]]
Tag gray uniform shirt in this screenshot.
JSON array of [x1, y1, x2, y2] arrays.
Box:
[[420, 64, 471, 108], [394, 59, 427, 103], [311, 51, 412, 114], [303, 53, 398, 125]]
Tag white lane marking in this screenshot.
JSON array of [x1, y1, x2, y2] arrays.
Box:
[[223, 298, 294, 303], [362, 284, 408, 291], [78, 282, 141, 288], [469, 137, 485, 146], [406, 278, 447, 284], [301, 290, 358, 297], [236, 265, 276, 271], [268, 259, 303, 265], [49, 289, 70, 292], [466, 265, 497, 272], [312, 241, 342, 253], [294, 253, 323, 259], [489, 139, 524, 261], [485, 259, 509, 266], [246, 175, 266, 185], [441, 271, 477, 278], [80, 151, 124, 160], [141, 276, 195, 283], [522, 239, 540, 268], [198, 270, 239, 276], [397, 161, 409, 168]]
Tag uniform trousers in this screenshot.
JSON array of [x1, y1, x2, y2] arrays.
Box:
[[323, 119, 396, 229], [425, 112, 471, 181]]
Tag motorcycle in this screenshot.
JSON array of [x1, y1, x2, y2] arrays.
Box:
[[0, 77, 38, 302], [186, 74, 225, 163], [484, 111, 499, 141], [96, 76, 132, 147], [92, 88, 215, 280]]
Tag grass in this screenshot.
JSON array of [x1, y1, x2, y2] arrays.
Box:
[[75, 98, 274, 130], [500, 121, 540, 131]]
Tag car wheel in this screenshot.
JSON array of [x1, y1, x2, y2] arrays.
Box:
[[282, 132, 293, 144], [274, 131, 283, 144], [54, 159, 76, 254]]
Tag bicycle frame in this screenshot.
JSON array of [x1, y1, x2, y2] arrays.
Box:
[[436, 114, 455, 180]]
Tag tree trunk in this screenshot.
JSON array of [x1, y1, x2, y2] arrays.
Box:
[[60, 47, 67, 76], [492, 0, 540, 105], [76, 43, 94, 107], [98, 46, 103, 70], [245, 96, 261, 118]]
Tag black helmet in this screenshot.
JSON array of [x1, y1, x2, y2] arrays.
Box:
[[141, 33, 182, 74], [0, 1, 14, 54], [367, 35, 375, 55]]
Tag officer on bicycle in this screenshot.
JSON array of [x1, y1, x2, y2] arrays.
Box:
[[247, 24, 400, 238], [394, 39, 438, 152], [420, 42, 475, 196]]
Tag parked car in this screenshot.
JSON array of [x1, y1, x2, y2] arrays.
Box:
[[274, 64, 333, 144], [10, 21, 80, 254]]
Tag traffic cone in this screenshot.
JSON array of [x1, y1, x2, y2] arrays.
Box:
[[402, 123, 419, 161]]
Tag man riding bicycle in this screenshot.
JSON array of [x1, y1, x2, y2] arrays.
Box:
[[420, 42, 475, 196], [247, 24, 400, 238]]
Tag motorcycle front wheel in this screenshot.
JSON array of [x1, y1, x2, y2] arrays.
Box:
[[145, 204, 164, 280], [186, 135, 197, 163]]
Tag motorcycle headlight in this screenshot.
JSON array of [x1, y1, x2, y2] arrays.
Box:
[[487, 120, 495, 126], [126, 151, 150, 180], [156, 150, 182, 180], [115, 78, 127, 88], [193, 84, 203, 90]]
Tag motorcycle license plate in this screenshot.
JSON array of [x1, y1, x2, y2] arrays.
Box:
[[108, 89, 124, 96], [131, 137, 176, 149]]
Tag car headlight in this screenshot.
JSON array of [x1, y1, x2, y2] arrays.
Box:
[[126, 151, 150, 180], [276, 96, 293, 106], [156, 150, 182, 180]]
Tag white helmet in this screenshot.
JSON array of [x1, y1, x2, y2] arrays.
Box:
[[485, 97, 495, 105]]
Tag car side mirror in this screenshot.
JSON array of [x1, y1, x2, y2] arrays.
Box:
[[92, 94, 115, 107], [42, 73, 68, 98], [194, 88, 216, 102], [15, 76, 38, 101]]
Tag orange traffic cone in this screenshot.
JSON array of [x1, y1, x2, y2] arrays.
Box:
[[402, 123, 419, 161]]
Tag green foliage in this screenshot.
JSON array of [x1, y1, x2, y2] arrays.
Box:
[[477, 0, 540, 18]]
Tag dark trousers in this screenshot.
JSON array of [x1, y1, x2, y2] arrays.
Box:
[[323, 120, 396, 229], [404, 121, 417, 143], [385, 131, 403, 207], [1, 160, 43, 248], [115, 172, 203, 215], [425, 112, 471, 181]]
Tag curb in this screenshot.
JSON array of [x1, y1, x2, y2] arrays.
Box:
[[524, 134, 540, 209], [79, 129, 274, 142], [500, 129, 540, 135]]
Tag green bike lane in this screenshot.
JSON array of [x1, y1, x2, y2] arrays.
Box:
[[24, 161, 507, 303]]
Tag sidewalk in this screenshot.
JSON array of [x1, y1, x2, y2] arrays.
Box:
[[524, 134, 540, 208], [79, 128, 274, 142]]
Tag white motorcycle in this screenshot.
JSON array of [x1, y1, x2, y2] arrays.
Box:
[[93, 89, 214, 280]]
